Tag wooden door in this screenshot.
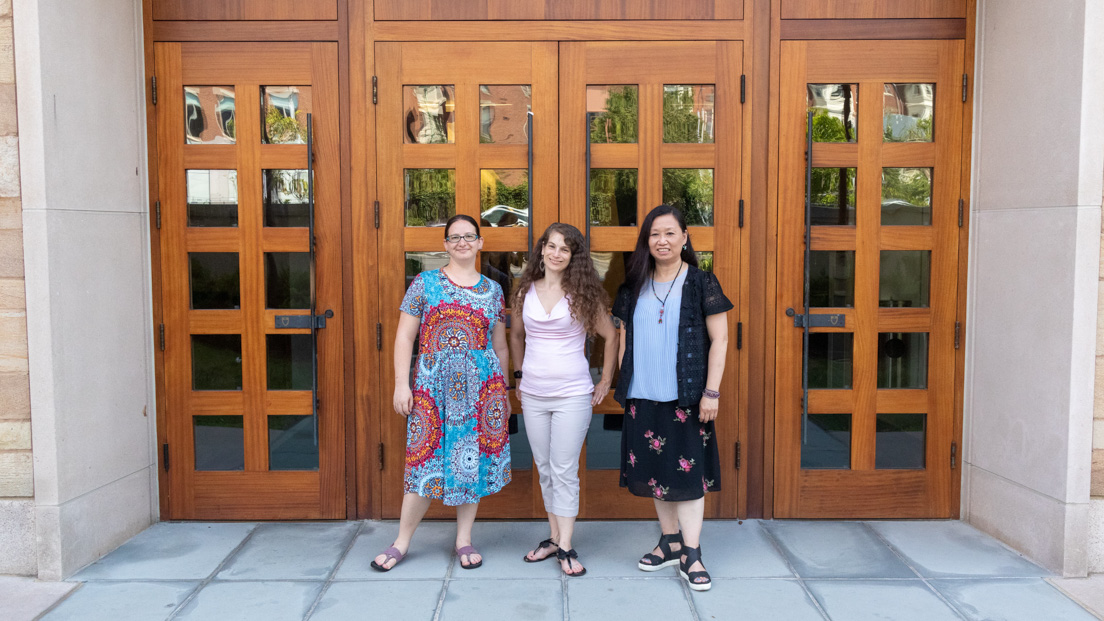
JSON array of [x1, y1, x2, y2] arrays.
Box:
[[559, 42, 746, 518], [155, 43, 344, 519], [775, 40, 964, 518], [376, 42, 559, 518]]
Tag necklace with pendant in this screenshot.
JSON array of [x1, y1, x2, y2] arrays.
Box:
[[650, 262, 684, 324]]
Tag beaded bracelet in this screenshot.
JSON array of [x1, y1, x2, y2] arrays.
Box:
[[702, 388, 720, 399]]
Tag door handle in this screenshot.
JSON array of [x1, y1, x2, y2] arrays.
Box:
[[786, 308, 846, 328]]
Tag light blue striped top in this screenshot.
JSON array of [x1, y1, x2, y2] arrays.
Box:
[[626, 268, 688, 402]]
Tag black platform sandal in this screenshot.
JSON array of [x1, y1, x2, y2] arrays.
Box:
[[679, 546, 712, 592], [638, 532, 683, 571], [522, 538, 559, 562], [557, 548, 587, 577]]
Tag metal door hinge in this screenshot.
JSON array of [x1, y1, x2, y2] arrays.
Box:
[[735, 441, 741, 469], [738, 199, 745, 228], [954, 321, 961, 349], [378, 443, 385, 470], [736, 322, 743, 350], [154, 200, 161, 229], [372, 76, 378, 105], [162, 443, 170, 471], [376, 322, 383, 351], [159, 324, 165, 351], [151, 76, 158, 105], [958, 198, 964, 227], [950, 442, 958, 469], [374, 201, 380, 229], [740, 75, 746, 103], [962, 74, 968, 102]]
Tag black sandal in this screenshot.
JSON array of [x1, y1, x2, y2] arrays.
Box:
[[557, 548, 587, 577], [679, 546, 712, 591], [522, 538, 559, 563], [638, 531, 683, 571]]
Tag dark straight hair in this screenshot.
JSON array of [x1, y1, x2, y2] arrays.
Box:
[[624, 204, 698, 297], [444, 214, 481, 239]]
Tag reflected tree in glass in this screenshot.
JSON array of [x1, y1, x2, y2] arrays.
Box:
[[810, 168, 855, 226], [589, 169, 637, 226], [479, 169, 529, 227], [262, 86, 311, 145], [588, 85, 639, 144], [883, 83, 934, 143], [405, 169, 456, 227], [263, 169, 310, 228], [663, 85, 715, 144], [881, 168, 932, 226], [662, 169, 713, 226], [807, 84, 857, 143]]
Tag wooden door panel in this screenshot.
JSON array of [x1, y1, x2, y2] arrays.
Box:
[[153, 0, 338, 21]]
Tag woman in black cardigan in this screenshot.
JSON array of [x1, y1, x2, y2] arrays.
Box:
[[612, 205, 732, 592]]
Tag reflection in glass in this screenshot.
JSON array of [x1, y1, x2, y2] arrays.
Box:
[[194, 416, 244, 471], [262, 86, 311, 145], [663, 169, 714, 226], [510, 414, 532, 470], [265, 253, 311, 309], [588, 85, 638, 144], [880, 251, 930, 308], [404, 85, 454, 144], [405, 251, 449, 290], [590, 251, 630, 391], [696, 252, 714, 274], [590, 169, 637, 226], [481, 252, 528, 306], [186, 170, 238, 227], [263, 170, 310, 228], [807, 84, 857, 143], [405, 169, 456, 227], [882, 168, 932, 226], [810, 168, 855, 226], [801, 414, 851, 469], [586, 414, 623, 469], [480, 169, 529, 227], [883, 83, 934, 142], [189, 253, 240, 310], [192, 335, 242, 391], [663, 85, 715, 144], [269, 415, 319, 471], [266, 334, 312, 391], [185, 86, 236, 145], [808, 333, 853, 389], [876, 414, 926, 469], [809, 251, 855, 307], [878, 332, 929, 389], [479, 85, 531, 144]]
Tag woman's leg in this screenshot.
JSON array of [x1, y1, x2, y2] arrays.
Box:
[[522, 395, 560, 560], [547, 394, 591, 573], [649, 498, 683, 558], [676, 496, 707, 581], [455, 502, 481, 565], [374, 492, 431, 569]]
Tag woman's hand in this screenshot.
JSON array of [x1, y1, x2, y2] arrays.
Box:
[[698, 395, 719, 423], [591, 377, 612, 406], [394, 384, 413, 416]]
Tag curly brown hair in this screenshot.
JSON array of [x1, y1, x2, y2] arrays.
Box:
[[512, 223, 609, 335]]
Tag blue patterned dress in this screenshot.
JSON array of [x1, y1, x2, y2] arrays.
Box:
[[399, 269, 511, 505]]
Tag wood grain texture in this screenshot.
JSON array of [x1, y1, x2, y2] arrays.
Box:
[[372, 20, 746, 41], [153, 0, 337, 21], [374, 0, 741, 21], [152, 21, 340, 41], [781, 19, 966, 40], [781, 0, 965, 19]]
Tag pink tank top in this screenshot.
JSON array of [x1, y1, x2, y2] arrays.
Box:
[[518, 284, 594, 398]]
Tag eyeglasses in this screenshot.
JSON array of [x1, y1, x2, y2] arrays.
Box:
[[445, 233, 480, 244]]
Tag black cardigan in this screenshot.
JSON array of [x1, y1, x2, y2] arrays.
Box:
[[612, 265, 733, 408]]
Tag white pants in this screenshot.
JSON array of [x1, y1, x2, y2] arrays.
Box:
[[520, 392, 592, 517]]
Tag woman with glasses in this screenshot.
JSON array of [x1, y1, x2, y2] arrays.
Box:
[[372, 214, 511, 572], [509, 223, 618, 577], [613, 205, 731, 591]]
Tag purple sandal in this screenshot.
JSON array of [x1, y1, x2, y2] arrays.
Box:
[[456, 545, 483, 569], [370, 545, 405, 572]]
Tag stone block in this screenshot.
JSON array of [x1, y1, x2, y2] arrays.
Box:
[[0, 310, 27, 373], [0, 136, 18, 197], [0, 84, 14, 136], [0, 277, 23, 309], [0, 500, 36, 575], [0, 420, 29, 449], [1093, 450, 1104, 497], [0, 451, 32, 497], [1095, 419, 1104, 449], [0, 372, 28, 420], [0, 20, 11, 84], [0, 228, 23, 277], [0, 197, 19, 229], [0, 0, 10, 18]]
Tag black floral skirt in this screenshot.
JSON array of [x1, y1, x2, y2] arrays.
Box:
[[620, 398, 721, 501]]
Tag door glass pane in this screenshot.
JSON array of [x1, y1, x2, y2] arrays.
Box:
[[192, 335, 242, 391], [807, 84, 857, 143], [591, 252, 630, 389], [406, 251, 450, 289], [404, 85, 455, 144], [808, 333, 853, 389], [663, 85, 715, 144], [590, 169, 637, 226], [588, 85, 638, 144], [811, 168, 856, 226], [265, 252, 311, 309], [801, 413, 851, 469], [481, 252, 527, 307], [662, 169, 713, 226], [480, 169, 529, 227], [187, 170, 238, 227], [586, 414, 622, 469], [266, 334, 312, 391], [882, 168, 932, 226], [263, 169, 310, 228], [696, 251, 713, 273], [880, 250, 931, 308], [878, 332, 929, 389], [809, 250, 855, 307], [883, 83, 934, 143], [511, 414, 532, 470], [876, 414, 926, 469], [269, 415, 319, 471], [185, 86, 235, 145], [479, 85, 531, 144], [189, 253, 240, 310], [405, 169, 456, 227], [262, 86, 311, 145], [194, 415, 244, 471]]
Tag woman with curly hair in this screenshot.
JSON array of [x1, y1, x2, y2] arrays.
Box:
[[509, 223, 618, 577]]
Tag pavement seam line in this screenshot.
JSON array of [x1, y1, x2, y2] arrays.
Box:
[[861, 521, 970, 621], [561, 552, 569, 621], [1044, 579, 1104, 621], [758, 522, 832, 621], [32, 581, 84, 621], [165, 522, 262, 621], [431, 549, 456, 621], [303, 521, 366, 621]]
